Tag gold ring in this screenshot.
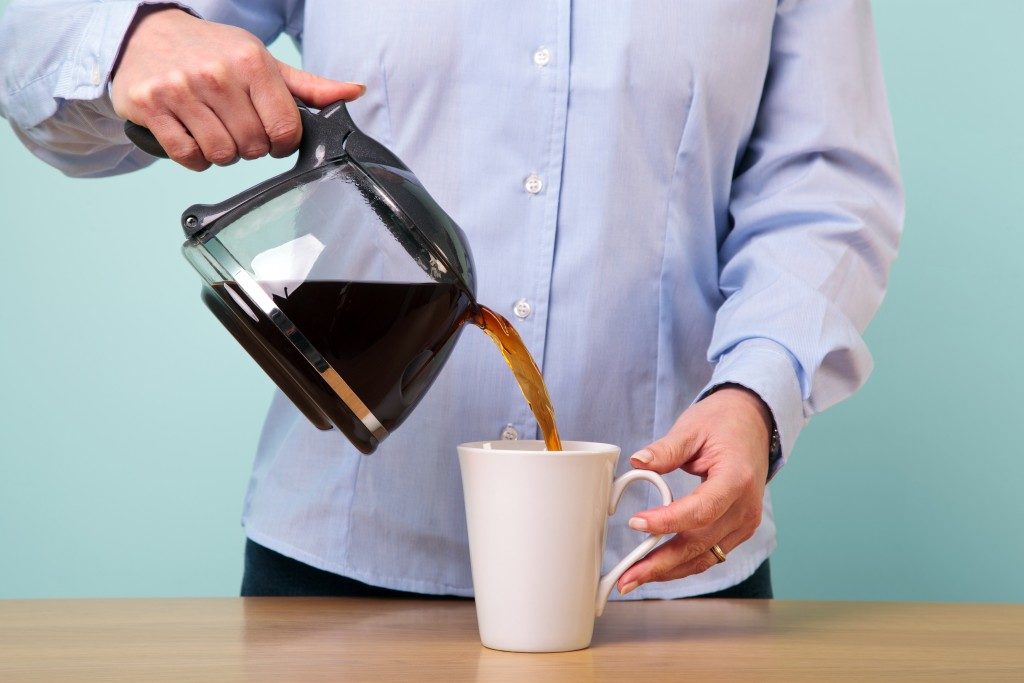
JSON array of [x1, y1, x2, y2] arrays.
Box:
[[710, 544, 727, 563]]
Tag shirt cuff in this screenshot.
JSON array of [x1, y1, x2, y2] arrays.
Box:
[[697, 338, 807, 480], [12, 2, 196, 128]]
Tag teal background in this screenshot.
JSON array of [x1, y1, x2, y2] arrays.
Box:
[[1, 1, 1021, 601]]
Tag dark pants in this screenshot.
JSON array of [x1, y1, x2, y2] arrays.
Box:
[[241, 539, 773, 599]]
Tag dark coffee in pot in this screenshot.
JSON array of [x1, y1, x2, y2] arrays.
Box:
[[204, 280, 561, 453]]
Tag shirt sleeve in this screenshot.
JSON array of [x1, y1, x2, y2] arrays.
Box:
[[0, 0, 299, 178], [699, 0, 904, 477]]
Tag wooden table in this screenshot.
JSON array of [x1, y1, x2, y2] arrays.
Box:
[[1, 598, 1022, 681]]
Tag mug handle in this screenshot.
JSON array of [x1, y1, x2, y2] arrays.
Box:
[[595, 469, 674, 617]]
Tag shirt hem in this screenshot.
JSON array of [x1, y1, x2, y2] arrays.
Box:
[[243, 525, 775, 600]]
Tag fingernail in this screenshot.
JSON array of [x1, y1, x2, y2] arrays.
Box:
[[619, 581, 639, 596], [628, 516, 649, 532], [630, 449, 653, 465]]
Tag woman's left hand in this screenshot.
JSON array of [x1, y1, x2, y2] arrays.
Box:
[[617, 385, 773, 595]]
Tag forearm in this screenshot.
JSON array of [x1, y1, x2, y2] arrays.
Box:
[[0, 0, 303, 177], [0, 1, 184, 177]]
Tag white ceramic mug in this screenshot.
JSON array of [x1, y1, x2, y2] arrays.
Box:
[[457, 440, 674, 652]]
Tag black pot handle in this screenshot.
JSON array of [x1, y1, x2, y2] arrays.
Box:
[[123, 119, 170, 158], [123, 99, 362, 238]]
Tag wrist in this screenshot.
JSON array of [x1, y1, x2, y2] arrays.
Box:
[[112, 5, 194, 79], [706, 383, 773, 439], [702, 382, 781, 481]]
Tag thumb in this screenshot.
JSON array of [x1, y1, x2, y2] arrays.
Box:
[[629, 421, 703, 475], [275, 60, 366, 107]]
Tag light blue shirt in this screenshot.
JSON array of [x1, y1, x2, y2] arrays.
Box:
[[0, 0, 902, 598]]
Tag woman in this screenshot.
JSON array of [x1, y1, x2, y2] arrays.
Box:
[[0, 0, 902, 600]]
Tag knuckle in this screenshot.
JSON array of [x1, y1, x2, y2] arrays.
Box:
[[239, 140, 270, 159], [647, 433, 695, 470], [677, 428, 702, 458], [168, 142, 201, 166], [162, 70, 190, 95], [645, 558, 672, 583], [168, 148, 196, 164], [646, 509, 673, 534], [207, 146, 237, 165], [682, 540, 709, 562], [692, 497, 721, 527], [628, 561, 654, 584], [193, 62, 230, 93], [694, 556, 718, 575], [645, 442, 671, 464], [635, 567, 655, 583], [232, 39, 267, 72], [638, 550, 677, 583], [743, 503, 763, 528], [266, 116, 301, 145], [126, 83, 159, 111], [735, 467, 756, 492]]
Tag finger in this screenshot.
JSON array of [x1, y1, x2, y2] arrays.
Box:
[[143, 112, 209, 171], [628, 524, 754, 587], [275, 59, 366, 107], [207, 84, 271, 160], [187, 54, 270, 160], [629, 418, 703, 475], [176, 101, 238, 166], [248, 63, 303, 158], [618, 503, 744, 591], [627, 474, 739, 535]]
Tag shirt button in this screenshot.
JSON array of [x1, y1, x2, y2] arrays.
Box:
[[533, 47, 551, 67], [90, 64, 102, 86], [513, 298, 532, 319], [501, 424, 520, 441], [524, 174, 543, 195]]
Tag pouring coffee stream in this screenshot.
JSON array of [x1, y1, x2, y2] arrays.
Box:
[[470, 305, 562, 451], [125, 99, 562, 453]]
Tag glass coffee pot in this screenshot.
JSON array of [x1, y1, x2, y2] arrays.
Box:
[[126, 100, 476, 453]]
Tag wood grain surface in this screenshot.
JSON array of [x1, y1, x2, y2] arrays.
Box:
[[1, 598, 1022, 681]]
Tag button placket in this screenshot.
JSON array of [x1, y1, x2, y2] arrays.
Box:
[[508, 3, 569, 441]]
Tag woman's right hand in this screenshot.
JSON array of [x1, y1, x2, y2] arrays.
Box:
[[111, 7, 365, 171]]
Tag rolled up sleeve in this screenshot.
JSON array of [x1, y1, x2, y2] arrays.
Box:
[[0, 1, 199, 176], [0, 0, 297, 177]]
